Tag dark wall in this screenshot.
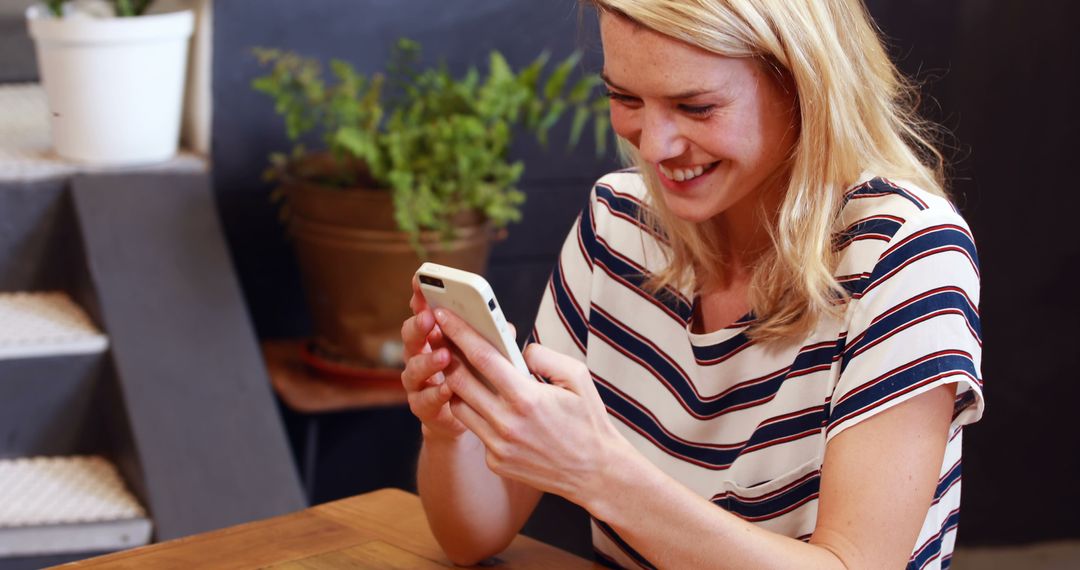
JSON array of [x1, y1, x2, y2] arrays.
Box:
[[212, 0, 1079, 548], [865, 0, 1080, 545]]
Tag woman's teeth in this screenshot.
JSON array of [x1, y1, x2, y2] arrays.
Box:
[[659, 163, 710, 182]]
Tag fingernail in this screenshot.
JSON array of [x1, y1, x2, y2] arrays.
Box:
[[434, 309, 446, 323]]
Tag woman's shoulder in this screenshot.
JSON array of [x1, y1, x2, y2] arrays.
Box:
[[835, 176, 977, 281], [840, 176, 967, 229]]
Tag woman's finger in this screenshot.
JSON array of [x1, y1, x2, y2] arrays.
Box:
[[401, 347, 450, 392], [410, 382, 453, 419], [410, 275, 429, 314], [441, 349, 507, 420], [402, 310, 436, 356], [449, 396, 499, 449], [523, 343, 593, 395], [434, 308, 530, 404]]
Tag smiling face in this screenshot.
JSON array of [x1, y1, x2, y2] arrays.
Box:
[[600, 14, 799, 229]]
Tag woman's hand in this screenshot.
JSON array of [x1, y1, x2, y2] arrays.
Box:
[[400, 277, 465, 441], [433, 307, 632, 506]]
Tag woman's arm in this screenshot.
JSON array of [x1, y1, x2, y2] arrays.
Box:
[[435, 307, 954, 569], [417, 426, 542, 566], [588, 385, 953, 569], [401, 285, 542, 566]]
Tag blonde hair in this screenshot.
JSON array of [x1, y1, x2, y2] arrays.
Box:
[[585, 0, 947, 341]]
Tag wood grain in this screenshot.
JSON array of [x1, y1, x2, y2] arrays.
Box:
[[269, 541, 449, 569], [62, 488, 601, 569]]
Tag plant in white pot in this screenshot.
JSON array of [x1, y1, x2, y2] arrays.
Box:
[[26, 0, 194, 165]]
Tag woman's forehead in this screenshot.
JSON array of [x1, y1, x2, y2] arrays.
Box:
[[600, 15, 753, 97]]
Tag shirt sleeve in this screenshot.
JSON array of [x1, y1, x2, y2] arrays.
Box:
[[527, 186, 598, 365], [827, 207, 985, 441]]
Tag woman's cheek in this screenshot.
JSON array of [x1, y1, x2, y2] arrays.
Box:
[[609, 106, 640, 146]]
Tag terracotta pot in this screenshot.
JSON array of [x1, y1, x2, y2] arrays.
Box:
[[280, 158, 495, 367]]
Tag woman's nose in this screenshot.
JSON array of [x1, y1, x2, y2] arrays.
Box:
[[636, 111, 685, 164]]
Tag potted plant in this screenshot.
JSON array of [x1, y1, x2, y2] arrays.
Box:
[[26, 0, 194, 165], [252, 39, 608, 369]]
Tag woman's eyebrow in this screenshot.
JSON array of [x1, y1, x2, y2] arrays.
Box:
[[601, 72, 716, 100]]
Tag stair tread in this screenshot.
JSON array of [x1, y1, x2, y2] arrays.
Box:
[[0, 455, 152, 557], [0, 291, 108, 359], [0, 456, 146, 526]]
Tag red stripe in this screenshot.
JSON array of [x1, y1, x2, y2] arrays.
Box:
[[860, 245, 980, 301], [849, 308, 983, 362], [711, 470, 821, 505], [836, 349, 973, 405], [828, 369, 980, 435]]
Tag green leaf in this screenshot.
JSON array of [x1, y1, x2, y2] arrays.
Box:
[[46, 0, 64, 17], [594, 114, 611, 156], [251, 39, 603, 248], [568, 75, 600, 104], [114, 0, 134, 17], [569, 105, 590, 147], [489, 51, 512, 82], [543, 52, 581, 100], [517, 51, 550, 89]]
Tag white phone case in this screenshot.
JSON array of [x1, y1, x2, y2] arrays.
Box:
[[415, 263, 530, 380]]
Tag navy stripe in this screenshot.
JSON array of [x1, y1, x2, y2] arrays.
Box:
[[598, 375, 825, 469], [861, 225, 980, 299], [712, 470, 821, 522], [691, 331, 756, 365], [836, 215, 905, 251], [830, 351, 979, 431], [592, 184, 691, 319], [595, 183, 644, 221], [550, 259, 589, 352], [579, 196, 599, 265], [845, 177, 929, 211], [575, 211, 595, 271], [742, 406, 826, 454], [935, 461, 962, 500], [592, 309, 837, 418], [841, 288, 982, 374], [594, 519, 657, 569], [952, 389, 977, 420], [594, 255, 690, 325], [909, 509, 961, 570]]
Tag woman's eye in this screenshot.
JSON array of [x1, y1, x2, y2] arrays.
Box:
[[679, 104, 715, 117], [605, 90, 640, 106]]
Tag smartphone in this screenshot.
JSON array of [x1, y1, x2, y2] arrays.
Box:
[[414, 263, 530, 385]]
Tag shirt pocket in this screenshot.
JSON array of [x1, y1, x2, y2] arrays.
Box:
[[714, 457, 822, 524]]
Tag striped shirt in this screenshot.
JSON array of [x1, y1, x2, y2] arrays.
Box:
[[529, 171, 984, 570]]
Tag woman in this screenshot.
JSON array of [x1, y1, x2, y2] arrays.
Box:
[[400, 1, 983, 568]]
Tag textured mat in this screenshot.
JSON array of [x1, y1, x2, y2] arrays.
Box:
[[0, 292, 108, 359], [0, 455, 151, 557]]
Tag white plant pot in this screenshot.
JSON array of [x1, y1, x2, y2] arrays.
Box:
[[26, 5, 194, 166]]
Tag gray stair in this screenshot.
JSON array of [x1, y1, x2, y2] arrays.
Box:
[[0, 77, 303, 567]]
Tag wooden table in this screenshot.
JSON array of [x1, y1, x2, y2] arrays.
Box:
[[62, 488, 600, 569]]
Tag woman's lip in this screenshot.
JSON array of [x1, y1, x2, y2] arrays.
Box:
[[656, 161, 719, 192]]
